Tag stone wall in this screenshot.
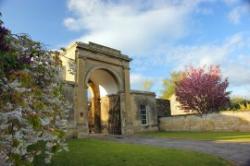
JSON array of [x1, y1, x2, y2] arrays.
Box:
[[160, 111, 250, 132], [63, 82, 75, 124], [62, 82, 77, 138]]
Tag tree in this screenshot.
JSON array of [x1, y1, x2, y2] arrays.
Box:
[[229, 96, 250, 110], [175, 65, 230, 115], [142, 79, 153, 91], [0, 14, 70, 165], [161, 72, 186, 99]]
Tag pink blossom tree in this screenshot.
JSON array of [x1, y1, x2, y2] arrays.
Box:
[[175, 65, 230, 115]]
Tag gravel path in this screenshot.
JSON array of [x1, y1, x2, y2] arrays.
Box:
[[87, 135, 250, 166]]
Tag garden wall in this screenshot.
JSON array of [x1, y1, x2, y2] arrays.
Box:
[[159, 111, 250, 132]]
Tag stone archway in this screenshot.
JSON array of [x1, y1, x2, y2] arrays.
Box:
[[61, 42, 159, 137], [70, 42, 134, 135], [86, 68, 121, 134]]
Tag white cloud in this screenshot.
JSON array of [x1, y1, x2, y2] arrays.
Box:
[[167, 33, 244, 67], [130, 73, 163, 92], [162, 33, 250, 87], [145, 33, 250, 96], [130, 73, 153, 90], [130, 73, 147, 89], [63, 0, 250, 97], [224, 64, 250, 86], [64, 0, 205, 53], [64, 17, 81, 31], [228, 5, 249, 24], [223, 0, 240, 6]]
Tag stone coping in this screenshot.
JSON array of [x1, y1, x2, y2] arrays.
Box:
[[130, 90, 155, 96]]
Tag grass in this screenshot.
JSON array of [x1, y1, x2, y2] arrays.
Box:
[[138, 131, 250, 142], [35, 138, 231, 166]]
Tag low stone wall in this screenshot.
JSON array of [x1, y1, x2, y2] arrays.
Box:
[[159, 111, 250, 132]]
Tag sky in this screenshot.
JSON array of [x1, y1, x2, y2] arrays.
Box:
[[1, 0, 250, 98]]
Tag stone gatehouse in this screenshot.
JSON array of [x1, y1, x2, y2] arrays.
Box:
[[60, 42, 168, 136]]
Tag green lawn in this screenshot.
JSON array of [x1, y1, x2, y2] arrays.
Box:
[[35, 138, 231, 166], [138, 131, 250, 142]]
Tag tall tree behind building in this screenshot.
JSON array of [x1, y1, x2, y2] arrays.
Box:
[[161, 72, 186, 99]]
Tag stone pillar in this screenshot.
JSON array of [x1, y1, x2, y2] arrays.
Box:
[[119, 92, 126, 134], [74, 56, 88, 135], [121, 66, 134, 134]]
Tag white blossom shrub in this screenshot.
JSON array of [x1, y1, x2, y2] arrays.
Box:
[[0, 14, 70, 165]]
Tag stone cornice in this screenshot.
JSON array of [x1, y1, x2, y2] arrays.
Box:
[[75, 42, 132, 62]]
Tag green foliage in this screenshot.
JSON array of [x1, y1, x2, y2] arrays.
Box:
[[0, 14, 70, 165], [27, 115, 42, 129], [227, 96, 250, 111], [161, 72, 186, 99]]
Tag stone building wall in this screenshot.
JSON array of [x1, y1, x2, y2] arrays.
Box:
[[160, 111, 250, 132], [169, 94, 196, 115], [130, 91, 158, 132], [156, 99, 171, 117]]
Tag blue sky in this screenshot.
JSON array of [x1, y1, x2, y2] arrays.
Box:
[[1, 0, 250, 98]]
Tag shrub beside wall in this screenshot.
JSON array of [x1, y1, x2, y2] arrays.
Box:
[[159, 111, 250, 132]]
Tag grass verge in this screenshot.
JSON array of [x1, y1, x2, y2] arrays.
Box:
[[35, 138, 232, 166]]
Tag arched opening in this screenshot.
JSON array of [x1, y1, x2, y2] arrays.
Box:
[[87, 69, 121, 135]]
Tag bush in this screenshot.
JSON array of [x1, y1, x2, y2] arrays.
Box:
[[0, 14, 70, 165], [227, 97, 250, 111]]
